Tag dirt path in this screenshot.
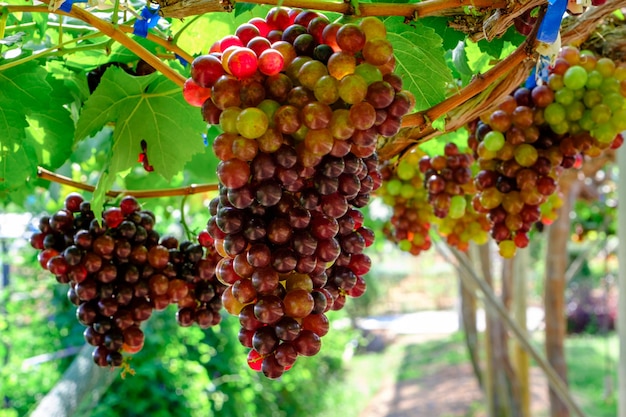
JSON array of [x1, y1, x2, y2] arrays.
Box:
[[358, 335, 551, 417]]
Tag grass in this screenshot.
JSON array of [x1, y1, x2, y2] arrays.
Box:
[[329, 331, 619, 417]]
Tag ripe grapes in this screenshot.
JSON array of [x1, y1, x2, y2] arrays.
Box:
[[30, 194, 224, 368], [184, 7, 414, 378]]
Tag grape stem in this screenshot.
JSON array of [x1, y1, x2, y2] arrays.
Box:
[[5, 4, 191, 86], [159, 0, 506, 19], [36, 166, 218, 198]]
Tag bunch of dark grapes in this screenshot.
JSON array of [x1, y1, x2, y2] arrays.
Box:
[[184, 7, 411, 378], [468, 47, 625, 258], [418, 142, 474, 219], [30, 194, 224, 368], [378, 148, 434, 255], [171, 231, 227, 329]]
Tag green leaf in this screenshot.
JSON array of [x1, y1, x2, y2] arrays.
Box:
[[75, 67, 207, 203], [0, 104, 35, 195], [25, 106, 74, 169], [171, 14, 237, 57], [0, 62, 53, 111], [419, 17, 465, 51], [385, 19, 453, 111], [234, 3, 256, 16]]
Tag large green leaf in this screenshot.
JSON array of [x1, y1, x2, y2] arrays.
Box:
[[0, 104, 35, 196], [75, 67, 207, 214], [0, 62, 52, 111], [385, 18, 453, 111]]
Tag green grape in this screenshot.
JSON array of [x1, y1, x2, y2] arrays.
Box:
[[583, 89, 602, 108], [354, 63, 383, 85], [585, 70, 603, 89], [579, 110, 595, 131], [396, 159, 416, 180], [257, 99, 281, 127], [236, 107, 269, 139], [313, 75, 340, 104], [386, 178, 402, 196], [592, 123, 616, 143], [565, 101, 585, 121], [600, 77, 620, 94], [483, 131, 505, 152], [298, 60, 329, 90], [448, 195, 466, 219], [563, 65, 588, 90], [554, 88, 574, 105], [219, 107, 242, 133], [398, 239, 412, 252], [399, 183, 415, 199], [498, 240, 517, 258], [338, 74, 368, 104], [590, 104, 611, 124], [543, 102, 566, 125], [602, 92, 625, 112], [514, 143, 539, 167], [611, 108, 626, 131]]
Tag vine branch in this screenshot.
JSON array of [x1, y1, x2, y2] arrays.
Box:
[[158, 0, 506, 19], [7, 4, 189, 86], [37, 167, 218, 198]]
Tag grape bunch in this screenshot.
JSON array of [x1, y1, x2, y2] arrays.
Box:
[[468, 46, 625, 258], [378, 148, 434, 255], [185, 7, 412, 378], [433, 200, 491, 252], [418, 142, 475, 219], [30, 194, 224, 368]]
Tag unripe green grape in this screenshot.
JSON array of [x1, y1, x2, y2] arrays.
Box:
[[338, 74, 368, 104], [498, 240, 517, 258], [483, 131, 505, 152], [358, 16, 386, 40], [298, 60, 328, 90], [327, 52, 356, 80], [600, 77, 620, 94], [585, 70, 603, 89], [590, 103, 611, 124], [514, 143, 539, 167], [386, 178, 402, 196], [478, 187, 503, 210], [583, 90, 602, 108], [396, 159, 416, 180], [579, 110, 595, 131], [554, 88, 574, 105], [220, 107, 242, 133], [448, 195, 466, 219], [596, 57, 616, 77], [257, 99, 280, 126], [236, 107, 269, 139], [304, 128, 333, 156], [611, 108, 626, 131], [313, 75, 340, 104], [354, 63, 383, 85], [550, 120, 570, 135], [398, 239, 411, 252], [400, 183, 415, 199], [592, 123, 616, 143], [565, 101, 585, 121], [602, 92, 625, 112], [563, 65, 587, 90], [543, 102, 566, 125]]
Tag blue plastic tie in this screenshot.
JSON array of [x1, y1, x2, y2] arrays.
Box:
[[537, 0, 568, 44], [175, 53, 188, 67], [525, 68, 537, 89], [58, 0, 87, 13], [133, 5, 160, 38]]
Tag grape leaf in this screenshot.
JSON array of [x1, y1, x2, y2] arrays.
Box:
[[0, 62, 53, 111], [0, 105, 35, 196], [385, 19, 453, 111], [419, 17, 466, 51], [75, 67, 207, 214]]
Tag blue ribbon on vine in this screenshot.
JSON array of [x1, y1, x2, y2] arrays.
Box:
[[58, 0, 88, 13], [536, 0, 568, 44], [133, 5, 160, 38]]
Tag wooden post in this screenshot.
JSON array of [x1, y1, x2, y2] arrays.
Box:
[[513, 248, 531, 417], [618, 143, 626, 417]]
